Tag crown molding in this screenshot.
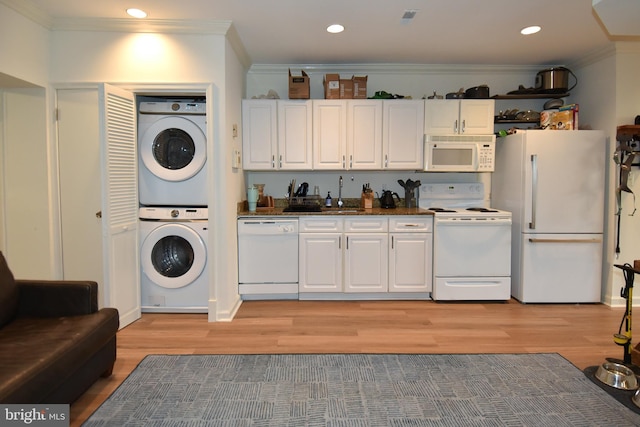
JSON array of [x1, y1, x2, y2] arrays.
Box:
[[0, 0, 52, 27], [50, 17, 233, 35], [226, 23, 252, 69], [248, 63, 543, 75], [569, 44, 617, 69]]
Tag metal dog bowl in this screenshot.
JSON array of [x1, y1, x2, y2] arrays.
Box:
[[633, 389, 640, 408], [595, 362, 639, 390]]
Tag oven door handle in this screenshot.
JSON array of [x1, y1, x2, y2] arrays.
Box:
[[435, 218, 512, 226]]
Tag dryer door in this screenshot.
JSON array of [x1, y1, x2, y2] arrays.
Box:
[[140, 116, 206, 182], [141, 223, 206, 289]]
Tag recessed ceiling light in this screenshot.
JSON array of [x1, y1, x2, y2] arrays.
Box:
[[327, 24, 344, 34], [126, 8, 148, 19], [521, 25, 541, 35]]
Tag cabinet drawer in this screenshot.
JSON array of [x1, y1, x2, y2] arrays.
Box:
[[344, 217, 388, 232], [389, 216, 433, 232], [299, 217, 344, 232]]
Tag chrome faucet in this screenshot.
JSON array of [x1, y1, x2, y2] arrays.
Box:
[[338, 175, 344, 207]]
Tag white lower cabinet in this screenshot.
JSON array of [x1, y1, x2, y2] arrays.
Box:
[[299, 216, 432, 297], [388, 217, 433, 292], [344, 218, 388, 293], [299, 217, 343, 293]]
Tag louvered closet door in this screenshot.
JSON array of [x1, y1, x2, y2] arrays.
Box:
[[99, 83, 140, 328]]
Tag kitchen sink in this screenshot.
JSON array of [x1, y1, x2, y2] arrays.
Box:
[[320, 208, 365, 214]]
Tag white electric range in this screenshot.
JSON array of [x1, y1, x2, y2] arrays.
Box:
[[418, 183, 512, 301]]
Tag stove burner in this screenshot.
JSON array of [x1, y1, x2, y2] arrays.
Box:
[[467, 207, 498, 213], [428, 207, 457, 213]]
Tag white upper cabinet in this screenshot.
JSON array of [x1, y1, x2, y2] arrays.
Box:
[[242, 99, 312, 170], [314, 100, 383, 170], [424, 99, 494, 135], [382, 100, 425, 170], [313, 100, 346, 170], [242, 100, 278, 170], [348, 100, 383, 170], [243, 99, 424, 171], [277, 100, 313, 169]]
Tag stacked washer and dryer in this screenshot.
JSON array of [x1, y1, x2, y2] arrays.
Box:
[[138, 99, 209, 313]]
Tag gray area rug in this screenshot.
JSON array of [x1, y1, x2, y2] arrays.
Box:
[[83, 353, 640, 426]]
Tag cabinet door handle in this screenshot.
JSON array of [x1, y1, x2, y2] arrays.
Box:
[[391, 235, 394, 249], [384, 154, 388, 168], [271, 155, 275, 169], [454, 119, 458, 133], [279, 154, 282, 169], [342, 155, 346, 168], [462, 119, 466, 133], [349, 155, 353, 169], [339, 236, 342, 249], [95, 211, 102, 218]]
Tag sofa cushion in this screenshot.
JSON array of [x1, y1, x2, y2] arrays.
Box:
[[0, 252, 18, 328], [0, 308, 119, 403]]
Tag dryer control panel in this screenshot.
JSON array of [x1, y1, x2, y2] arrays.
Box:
[[139, 101, 206, 115], [139, 207, 208, 220]]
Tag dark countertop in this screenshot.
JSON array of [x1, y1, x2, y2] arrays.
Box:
[[237, 206, 433, 217]]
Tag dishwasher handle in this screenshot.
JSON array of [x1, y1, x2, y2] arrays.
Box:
[[238, 220, 299, 235]]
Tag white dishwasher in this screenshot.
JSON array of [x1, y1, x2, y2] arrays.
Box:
[[237, 218, 299, 299]]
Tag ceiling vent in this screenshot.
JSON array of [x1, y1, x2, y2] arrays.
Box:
[[401, 9, 418, 24]]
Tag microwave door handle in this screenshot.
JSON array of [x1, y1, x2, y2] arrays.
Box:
[[529, 154, 538, 229], [474, 145, 479, 170]]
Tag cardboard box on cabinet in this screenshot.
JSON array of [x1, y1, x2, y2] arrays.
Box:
[[324, 73, 340, 99], [289, 69, 310, 99], [340, 79, 353, 99], [352, 75, 368, 99]]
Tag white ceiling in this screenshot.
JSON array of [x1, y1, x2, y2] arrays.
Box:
[[7, 0, 640, 66]]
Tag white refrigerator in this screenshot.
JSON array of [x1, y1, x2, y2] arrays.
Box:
[[491, 129, 606, 303]]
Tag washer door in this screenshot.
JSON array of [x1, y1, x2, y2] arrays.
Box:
[[141, 223, 206, 289], [140, 116, 206, 182]]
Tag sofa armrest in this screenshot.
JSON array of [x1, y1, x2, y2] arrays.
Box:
[[16, 280, 99, 317]]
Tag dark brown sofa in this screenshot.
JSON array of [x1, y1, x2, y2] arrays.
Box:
[[0, 251, 119, 403]]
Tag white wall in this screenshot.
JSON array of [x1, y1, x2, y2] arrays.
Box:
[[612, 42, 640, 305], [208, 37, 247, 321], [0, 4, 51, 275], [0, 3, 49, 87], [570, 41, 640, 305], [247, 64, 543, 101], [0, 88, 52, 278]]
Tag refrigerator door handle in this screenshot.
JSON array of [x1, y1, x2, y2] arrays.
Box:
[[529, 154, 537, 229], [528, 238, 602, 244]]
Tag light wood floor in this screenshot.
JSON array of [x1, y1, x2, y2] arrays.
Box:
[[71, 299, 634, 426]]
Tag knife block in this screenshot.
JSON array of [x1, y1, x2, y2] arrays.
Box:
[[361, 192, 373, 209]]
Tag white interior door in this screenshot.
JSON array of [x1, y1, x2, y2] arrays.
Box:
[[57, 89, 104, 284], [99, 83, 140, 328]]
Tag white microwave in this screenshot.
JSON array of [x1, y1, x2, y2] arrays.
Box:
[[424, 134, 496, 172]]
